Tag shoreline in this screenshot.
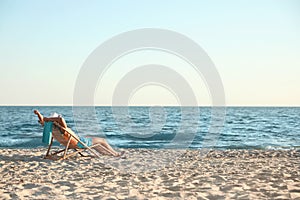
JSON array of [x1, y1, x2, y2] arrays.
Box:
[[1, 148, 300, 199], [1, 146, 299, 150]]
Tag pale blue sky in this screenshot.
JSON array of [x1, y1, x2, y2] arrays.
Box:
[[0, 0, 299, 106]]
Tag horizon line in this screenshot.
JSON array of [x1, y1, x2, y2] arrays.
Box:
[[0, 104, 299, 107]]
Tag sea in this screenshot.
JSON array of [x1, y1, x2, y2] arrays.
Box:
[[0, 106, 299, 150]]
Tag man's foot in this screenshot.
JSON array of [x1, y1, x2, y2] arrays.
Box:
[[116, 151, 125, 157]]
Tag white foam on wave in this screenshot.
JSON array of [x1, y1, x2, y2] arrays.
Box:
[[0, 137, 32, 147], [265, 145, 298, 150]]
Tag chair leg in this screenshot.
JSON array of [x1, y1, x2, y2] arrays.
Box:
[[78, 151, 85, 157], [51, 149, 66, 156], [63, 149, 86, 159], [62, 136, 72, 160], [77, 140, 101, 158], [45, 137, 54, 158]]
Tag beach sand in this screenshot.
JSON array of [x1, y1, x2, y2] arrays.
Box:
[[0, 148, 300, 199]]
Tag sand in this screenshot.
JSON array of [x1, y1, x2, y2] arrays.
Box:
[[0, 148, 300, 199]]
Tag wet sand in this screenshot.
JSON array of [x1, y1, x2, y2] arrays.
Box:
[[0, 148, 300, 199]]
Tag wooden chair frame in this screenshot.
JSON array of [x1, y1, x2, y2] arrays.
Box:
[[44, 122, 109, 160]]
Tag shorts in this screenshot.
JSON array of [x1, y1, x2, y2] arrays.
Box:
[[77, 136, 93, 148]]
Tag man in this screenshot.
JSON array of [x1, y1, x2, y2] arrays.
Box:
[[34, 110, 124, 157]]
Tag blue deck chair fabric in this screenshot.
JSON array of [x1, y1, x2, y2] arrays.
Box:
[[43, 122, 53, 145]]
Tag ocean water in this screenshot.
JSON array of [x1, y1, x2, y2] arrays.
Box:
[[0, 106, 299, 150]]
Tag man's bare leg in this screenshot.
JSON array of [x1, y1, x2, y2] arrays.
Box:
[[92, 138, 123, 157]]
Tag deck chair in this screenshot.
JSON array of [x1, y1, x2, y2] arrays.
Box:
[[43, 121, 109, 160]]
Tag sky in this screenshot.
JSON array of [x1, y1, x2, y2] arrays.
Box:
[[0, 0, 299, 106]]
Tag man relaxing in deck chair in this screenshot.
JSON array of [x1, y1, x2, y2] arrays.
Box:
[[34, 110, 124, 157]]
